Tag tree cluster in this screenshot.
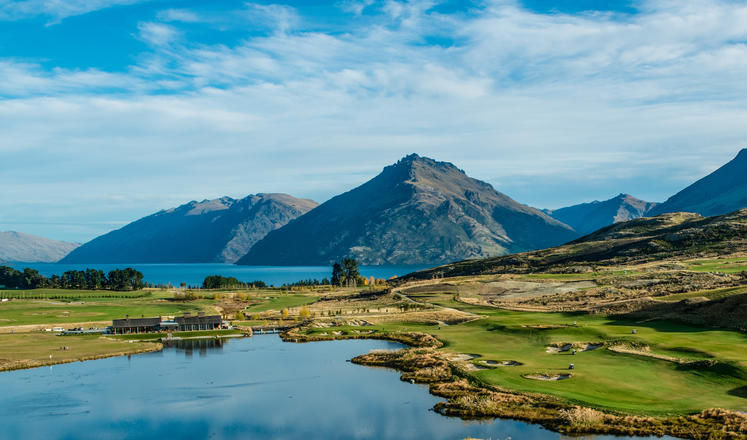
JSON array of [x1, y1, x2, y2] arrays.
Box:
[[331, 258, 364, 287], [202, 275, 267, 289], [0, 266, 145, 291], [281, 278, 330, 288]]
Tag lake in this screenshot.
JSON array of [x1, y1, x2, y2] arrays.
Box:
[[0, 335, 675, 440], [9, 263, 430, 287]]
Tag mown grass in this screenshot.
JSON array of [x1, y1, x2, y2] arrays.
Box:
[[0, 288, 154, 301], [357, 292, 747, 415], [0, 332, 160, 370], [687, 258, 747, 273], [0, 297, 209, 326]]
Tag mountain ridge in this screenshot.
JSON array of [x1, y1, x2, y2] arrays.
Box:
[[60, 193, 318, 263], [544, 193, 658, 235], [0, 231, 79, 263], [237, 154, 578, 266], [649, 148, 747, 217]]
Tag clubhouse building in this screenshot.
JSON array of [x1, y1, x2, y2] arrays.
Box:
[[111, 312, 223, 334]]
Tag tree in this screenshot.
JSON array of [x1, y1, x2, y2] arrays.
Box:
[[331, 262, 343, 287], [299, 306, 310, 319], [281, 308, 289, 319], [341, 258, 360, 288]]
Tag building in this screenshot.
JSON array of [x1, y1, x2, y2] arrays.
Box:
[[175, 312, 222, 331], [110, 313, 223, 334], [111, 317, 161, 334]]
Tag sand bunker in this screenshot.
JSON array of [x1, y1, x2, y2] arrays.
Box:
[[546, 344, 573, 353], [524, 373, 572, 381], [447, 353, 481, 362], [582, 343, 603, 351], [463, 363, 490, 371], [476, 360, 523, 368], [546, 342, 604, 353]]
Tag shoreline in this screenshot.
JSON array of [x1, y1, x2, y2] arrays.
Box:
[[0, 342, 163, 373], [1, 325, 743, 439], [0, 330, 252, 373], [280, 327, 747, 440]]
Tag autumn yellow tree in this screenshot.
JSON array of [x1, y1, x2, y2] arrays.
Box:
[[299, 306, 310, 319]]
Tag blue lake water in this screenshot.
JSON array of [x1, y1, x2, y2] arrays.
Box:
[[0, 336, 675, 440], [9, 263, 429, 287]]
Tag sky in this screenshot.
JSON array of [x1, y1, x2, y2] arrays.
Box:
[[1, 0, 746, 243]]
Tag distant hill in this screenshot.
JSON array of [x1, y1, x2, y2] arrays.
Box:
[[397, 209, 747, 282], [60, 194, 318, 264], [544, 194, 657, 235], [0, 231, 79, 263], [649, 148, 747, 217], [237, 154, 577, 266]]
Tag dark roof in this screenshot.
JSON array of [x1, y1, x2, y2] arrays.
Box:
[[175, 315, 221, 325], [112, 317, 161, 328]]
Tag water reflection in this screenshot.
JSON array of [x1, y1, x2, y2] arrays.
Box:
[[0, 336, 676, 440], [164, 337, 227, 357]]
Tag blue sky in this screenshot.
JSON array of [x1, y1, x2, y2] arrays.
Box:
[[1, 0, 746, 243]]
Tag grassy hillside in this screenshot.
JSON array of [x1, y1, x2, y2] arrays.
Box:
[[398, 209, 747, 281]]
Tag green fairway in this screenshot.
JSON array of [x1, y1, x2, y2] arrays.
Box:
[[0, 332, 161, 371], [687, 258, 747, 273], [308, 292, 747, 415], [0, 295, 210, 327]]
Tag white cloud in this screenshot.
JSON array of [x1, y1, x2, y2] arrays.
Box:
[[339, 0, 375, 16], [156, 8, 202, 23], [137, 22, 180, 46], [242, 2, 299, 34], [0, 0, 149, 24], [2, 0, 747, 240]]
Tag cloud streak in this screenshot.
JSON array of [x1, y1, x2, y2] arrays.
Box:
[[1, 0, 746, 241], [0, 0, 150, 24]]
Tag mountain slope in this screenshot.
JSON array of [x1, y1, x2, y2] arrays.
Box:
[[397, 209, 747, 282], [60, 194, 318, 264], [0, 231, 79, 263], [237, 154, 577, 266], [649, 148, 747, 216], [545, 194, 658, 235]]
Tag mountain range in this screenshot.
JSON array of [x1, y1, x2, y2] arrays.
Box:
[[237, 154, 577, 265], [12, 149, 746, 266], [648, 148, 747, 217], [0, 231, 79, 263], [60, 194, 317, 264], [544, 194, 658, 235]]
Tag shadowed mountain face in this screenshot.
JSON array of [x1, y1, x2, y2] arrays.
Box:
[[649, 148, 747, 217], [60, 194, 318, 264], [545, 194, 658, 235], [0, 231, 79, 263], [237, 154, 577, 266]]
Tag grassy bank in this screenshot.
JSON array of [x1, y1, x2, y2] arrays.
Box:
[[0, 332, 161, 372]]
